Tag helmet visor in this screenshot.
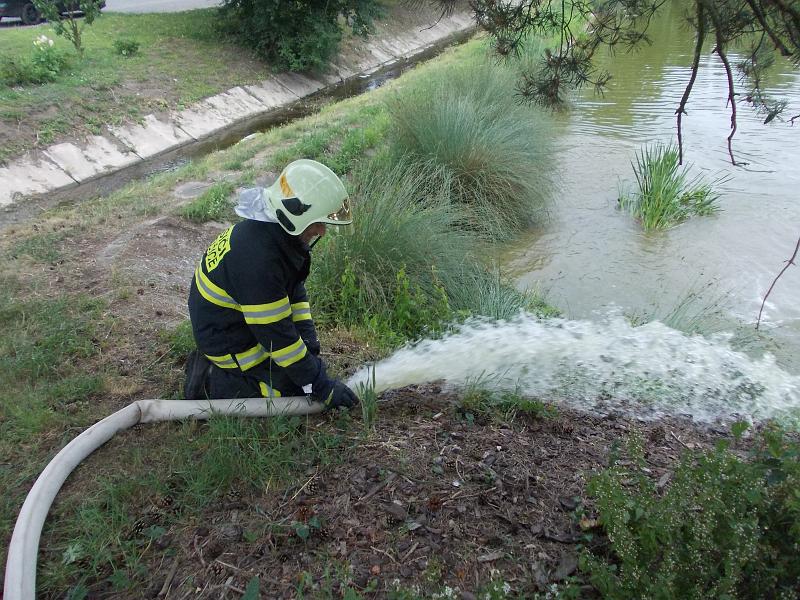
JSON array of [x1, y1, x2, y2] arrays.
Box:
[[326, 197, 352, 224]]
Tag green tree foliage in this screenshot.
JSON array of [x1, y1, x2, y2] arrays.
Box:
[[439, 0, 800, 163], [34, 0, 104, 57], [217, 0, 381, 72]]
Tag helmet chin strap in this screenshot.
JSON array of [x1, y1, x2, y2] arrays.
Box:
[[308, 236, 322, 249]]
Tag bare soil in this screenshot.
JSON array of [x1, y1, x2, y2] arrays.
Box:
[[93, 385, 736, 600]]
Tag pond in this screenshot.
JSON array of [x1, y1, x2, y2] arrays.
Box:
[[502, 3, 800, 371]]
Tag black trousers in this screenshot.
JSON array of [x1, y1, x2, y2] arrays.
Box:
[[184, 351, 304, 399]]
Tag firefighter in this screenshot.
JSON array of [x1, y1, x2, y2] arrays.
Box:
[[184, 159, 358, 409]]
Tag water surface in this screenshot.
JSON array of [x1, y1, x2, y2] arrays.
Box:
[[503, 6, 800, 368]]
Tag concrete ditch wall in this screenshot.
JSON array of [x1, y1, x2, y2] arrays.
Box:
[[0, 11, 475, 209]]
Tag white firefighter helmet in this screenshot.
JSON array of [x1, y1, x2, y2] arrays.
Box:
[[267, 159, 352, 235]]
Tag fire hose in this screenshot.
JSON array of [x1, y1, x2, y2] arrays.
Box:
[[3, 396, 324, 600]]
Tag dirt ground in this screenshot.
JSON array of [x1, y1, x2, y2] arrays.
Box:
[[88, 385, 737, 600]]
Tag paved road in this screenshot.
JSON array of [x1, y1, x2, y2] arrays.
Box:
[[105, 0, 220, 12]]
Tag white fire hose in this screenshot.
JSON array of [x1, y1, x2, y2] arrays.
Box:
[[3, 396, 325, 600]]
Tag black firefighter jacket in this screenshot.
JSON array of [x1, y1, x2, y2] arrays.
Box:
[[188, 219, 322, 391]]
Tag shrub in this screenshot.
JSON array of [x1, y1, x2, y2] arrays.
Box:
[[179, 181, 236, 223], [217, 0, 380, 72], [618, 144, 721, 230], [389, 61, 554, 240], [112, 39, 140, 57], [581, 426, 800, 599], [1, 36, 67, 86]]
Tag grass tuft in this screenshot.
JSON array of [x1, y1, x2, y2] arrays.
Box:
[[618, 144, 722, 230], [389, 61, 554, 240], [179, 181, 236, 223]]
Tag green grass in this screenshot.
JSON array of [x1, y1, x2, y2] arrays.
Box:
[[271, 104, 391, 175], [618, 144, 722, 230], [389, 60, 554, 240], [0, 35, 564, 594], [459, 375, 557, 424], [0, 280, 107, 576], [0, 9, 265, 162], [179, 180, 236, 223], [36, 414, 349, 595]]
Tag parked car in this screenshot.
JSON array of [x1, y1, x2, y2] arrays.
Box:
[[0, 1, 105, 26]]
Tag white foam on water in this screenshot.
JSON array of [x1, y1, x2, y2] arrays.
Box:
[[347, 314, 800, 423]]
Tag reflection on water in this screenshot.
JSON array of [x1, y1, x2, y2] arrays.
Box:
[[503, 4, 800, 370]]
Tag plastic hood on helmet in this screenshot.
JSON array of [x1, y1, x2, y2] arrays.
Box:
[[234, 187, 279, 224]]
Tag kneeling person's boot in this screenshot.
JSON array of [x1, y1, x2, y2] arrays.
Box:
[[183, 350, 211, 400]]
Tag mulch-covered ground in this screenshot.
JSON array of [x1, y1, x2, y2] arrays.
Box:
[[112, 385, 736, 599]]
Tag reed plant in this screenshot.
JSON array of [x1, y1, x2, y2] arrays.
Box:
[[388, 61, 554, 240], [618, 144, 721, 230]]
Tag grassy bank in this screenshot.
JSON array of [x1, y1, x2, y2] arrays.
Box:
[[0, 0, 443, 164], [0, 9, 267, 163], [0, 33, 561, 596]]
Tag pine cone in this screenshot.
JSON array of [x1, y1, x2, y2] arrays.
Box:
[[156, 494, 175, 509], [304, 479, 319, 496], [206, 561, 226, 580], [224, 487, 243, 503]]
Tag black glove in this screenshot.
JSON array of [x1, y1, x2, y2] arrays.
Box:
[[311, 362, 358, 409], [305, 339, 321, 356]]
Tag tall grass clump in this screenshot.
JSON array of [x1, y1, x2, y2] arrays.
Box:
[[618, 144, 722, 230], [389, 61, 554, 240], [309, 161, 553, 343], [309, 163, 470, 339]]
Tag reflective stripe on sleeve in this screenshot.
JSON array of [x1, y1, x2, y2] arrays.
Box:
[[241, 297, 292, 325], [195, 266, 240, 310], [271, 338, 307, 367], [205, 352, 237, 369], [235, 344, 270, 371], [291, 301, 312, 322]]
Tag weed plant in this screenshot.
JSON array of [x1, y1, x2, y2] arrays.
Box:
[[389, 61, 554, 240], [618, 144, 721, 230], [582, 425, 800, 598], [179, 181, 236, 223]]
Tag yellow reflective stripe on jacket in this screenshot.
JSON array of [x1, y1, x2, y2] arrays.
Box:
[[259, 382, 282, 398], [195, 266, 240, 311], [271, 338, 307, 367], [205, 352, 237, 369], [241, 297, 291, 325], [291, 301, 312, 322], [235, 344, 269, 371]]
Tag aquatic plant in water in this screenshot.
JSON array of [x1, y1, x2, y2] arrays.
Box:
[[618, 144, 721, 230]]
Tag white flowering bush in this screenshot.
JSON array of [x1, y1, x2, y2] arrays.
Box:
[[30, 35, 66, 81], [0, 35, 67, 86]]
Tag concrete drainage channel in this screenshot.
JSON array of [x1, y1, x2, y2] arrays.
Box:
[[0, 14, 476, 226]]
